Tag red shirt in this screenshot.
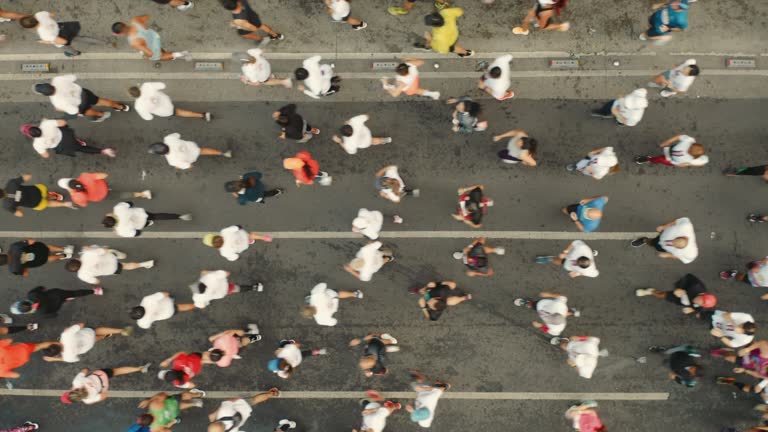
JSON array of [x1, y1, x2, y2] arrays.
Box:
[[291, 151, 320, 185], [578, 412, 604, 432], [171, 352, 202, 385], [70, 173, 109, 207], [0, 340, 35, 378]]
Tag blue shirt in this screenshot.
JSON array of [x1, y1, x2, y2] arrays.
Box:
[[577, 197, 607, 232], [650, 4, 688, 34], [237, 171, 266, 205]]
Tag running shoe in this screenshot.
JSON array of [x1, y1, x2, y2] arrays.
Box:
[[634, 156, 650, 164], [748, 214, 766, 223], [720, 270, 737, 280], [535, 255, 554, 264], [388, 6, 409, 15], [630, 238, 647, 247]]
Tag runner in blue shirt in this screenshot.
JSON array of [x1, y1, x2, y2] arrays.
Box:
[[640, 0, 690, 42], [563, 195, 608, 232]]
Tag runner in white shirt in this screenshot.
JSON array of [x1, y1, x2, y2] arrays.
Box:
[[148, 132, 231, 170], [375, 165, 419, 203], [721, 256, 768, 297], [301, 283, 363, 327], [591, 88, 648, 127], [240, 48, 292, 88], [352, 208, 385, 240], [21, 118, 116, 158], [189, 270, 262, 309], [344, 241, 393, 282], [267, 340, 327, 379], [295, 55, 339, 98], [326, 0, 367, 30], [632, 217, 698, 263], [30, 119, 63, 157], [40, 323, 132, 363], [20, 11, 81, 56], [207, 388, 280, 432], [333, 115, 392, 155], [131, 292, 196, 329], [381, 59, 440, 100], [66, 245, 155, 285], [568, 147, 619, 180], [513, 292, 579, 336], [33, 75, 129, 121], [650, 59, 699, 97], [553, 336, 607, 379], [537, 240, 599, 278], [406, 370, 449, 428], [129, 82, 211, 121], [354, 391, 401, 432], [635, 134, 708, 167], [202, 225, 273, 261], [103, 202, 191, 237], [709, 311, 756, 348], [479, 54, 514, 100], [64, 363, 150, 405]]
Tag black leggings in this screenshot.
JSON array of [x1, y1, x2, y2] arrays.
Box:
[[596, 100, 615, 116], [1, 325, 28, 335], [55, 288, 96, 301], [732, 165, 767, 176], [147, 212, 182, 221]]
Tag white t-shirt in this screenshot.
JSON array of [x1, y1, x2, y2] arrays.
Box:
[[33, 119, 63, 155], [135, 82, 175, 120], [414, 387, 444, 427], [612, 89, 647, 127], [664, 135, 708, 166], [218, 225, 250, 261], [341, 115, 373, 155], [308, 283, 339, 327], [749, 259, 768, 287], [192, 270, 229, 309], [712, 311, 755, 348], [668, 59, 697, 92], [136, 292, 176, 329], [215, 399, 252, 432], [396, 63, 419, 88], [483, 54, 513, 99], [563, 241, 599, 278], [301, 56, 332, 97], [275, 343, 303, 378], [162, 133, 201, 170], [242, 48, 271, 83], [362, 403, 390, 432], [77, 247, 119, 284], [353, 208, 384, 240], [354, 241, 385, 282], [576, 147, 618, 180], [49, 75, 82, 115], [659, 217, 698, 264], [536, 296, 569, 336], [567, 337, 601, 379], [379, 166, 406, 202], [60, 325, 96, 363], [34, 11, 60, 44], [112, 202, 148, 238], [71, 372, 104, 405], [329, 0, 351, 21]]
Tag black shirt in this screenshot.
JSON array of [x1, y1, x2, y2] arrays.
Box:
[[7, 241, 49, 275], [465, 243, 488, 271], [2, 177, 43, 213], [27, 287, 67, 317], [232, 0, 261, 26], [673, 273, 706, 308], [669, 350, 698, 386], [277, 104, 305, 140], [363, 338, 387, 375], [425, 284, 465, 321]]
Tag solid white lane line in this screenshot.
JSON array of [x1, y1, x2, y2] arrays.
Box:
[[0, 389, 669, 401], [0, 70, 763, 81], [0, 231, 657, 240]]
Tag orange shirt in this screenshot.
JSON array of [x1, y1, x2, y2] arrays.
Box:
[[0, 339, 34, 378], [70, 173, 109, 207]]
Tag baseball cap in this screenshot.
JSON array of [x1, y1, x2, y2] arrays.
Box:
[[202, 234, 217, 247], [10, 300, 35, 315], [58, 178, 74, 190], [410, 407, 431, 422], [697, 293, 717, 308]]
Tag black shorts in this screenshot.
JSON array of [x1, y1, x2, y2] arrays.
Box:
[[78, 89, 99, 114], [566, 204, 579, 215], [535, 4, 555, 27], [649, 236, 664, 252], [58, 21, 81, 45], [664, 291, 683, 305], [100, 368, 115, 378], [339, 13, 351, 22], [152, 0, 172, 4], [449, 43, 456, 53], [114, 263, 123, 275]]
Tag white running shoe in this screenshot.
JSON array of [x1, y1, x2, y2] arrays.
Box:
[[380, 333, 398, 344], [635, 288, 655, 297], [279, 420, 297, 429], [63, 245, 75, 259], [140, 190, 153, 200], [177, 1, 194, 11], [179, 214, 193, 221], [140, 260, 155, 269]]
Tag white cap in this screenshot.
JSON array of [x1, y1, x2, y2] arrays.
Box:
[[57, 178, 74, 190], [623, 88, 648, 109], [246, 48, 263, 58]]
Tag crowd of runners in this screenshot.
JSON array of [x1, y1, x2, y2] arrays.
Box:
[[0, 0, 763, 431]]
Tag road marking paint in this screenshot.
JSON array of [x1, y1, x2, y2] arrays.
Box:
[[0, 231, 656, 240], [0, 50, 766, 62], [0, 388, 669, 401], [0, 69, 764, 81]]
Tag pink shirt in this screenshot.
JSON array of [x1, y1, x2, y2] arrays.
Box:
[[579, 412, 604, 432], [213, 334, 240, 368]]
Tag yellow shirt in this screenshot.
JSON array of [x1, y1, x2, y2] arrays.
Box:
[[430, 7, 464, 53]]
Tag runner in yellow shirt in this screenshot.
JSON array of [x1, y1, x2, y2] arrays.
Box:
[[415, 8, 473, 57]]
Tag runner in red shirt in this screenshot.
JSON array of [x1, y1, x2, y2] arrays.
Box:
[[0, 339, 46, 378], [565, 401, 606, 432], [451, 184, 493, 228], [283, 151, 331, 187], [158, 351, 217, 388], [57, 172, 151, 207]]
